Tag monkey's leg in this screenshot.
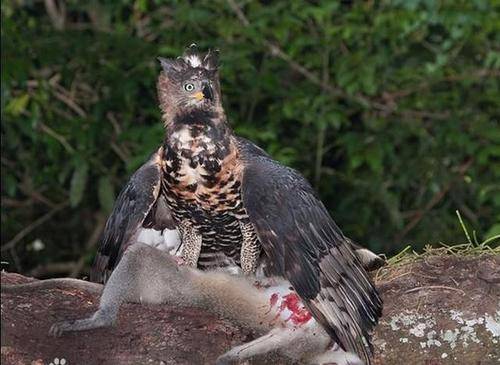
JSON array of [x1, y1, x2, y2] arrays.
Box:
[[215, 327, 306, 365], [309, 343, 364, 365], [349, 239, 386, 271], [50, 243, 187, 336], [217, 327, 361, 365]]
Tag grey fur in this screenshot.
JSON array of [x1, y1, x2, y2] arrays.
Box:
[[349, 240, 386, 271], [3, 243, 367, 364]]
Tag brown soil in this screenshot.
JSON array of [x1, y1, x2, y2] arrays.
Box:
[[1, 254, 499, 365]]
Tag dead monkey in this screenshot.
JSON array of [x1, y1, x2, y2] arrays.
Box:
[[2, 242, 383, 364]]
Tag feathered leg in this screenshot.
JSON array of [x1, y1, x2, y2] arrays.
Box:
[[178, 220, 203, 267], [239, 220, 261, 274]]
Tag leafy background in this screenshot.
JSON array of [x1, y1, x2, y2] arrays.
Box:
[[1, 0, 499, 277]]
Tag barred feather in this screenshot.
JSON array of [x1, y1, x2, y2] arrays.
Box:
[[238, 137, 382, 364]]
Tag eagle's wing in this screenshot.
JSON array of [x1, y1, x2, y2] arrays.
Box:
[[90, 147, 175, 283], [238, 138, 382, 364]]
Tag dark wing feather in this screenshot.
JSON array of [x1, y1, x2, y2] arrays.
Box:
[[238, 139, 382, 364], [90, 148, 175, 283]]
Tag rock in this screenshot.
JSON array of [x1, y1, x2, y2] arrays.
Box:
[[373, 254, 499, 365]]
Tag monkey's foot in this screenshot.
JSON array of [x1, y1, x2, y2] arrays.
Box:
[[214, 353, 234, 365], [49, 312, 116, 337], [49, 320, 79, 337], [215, 353, 250, 365], [215, 328, 293, 365]]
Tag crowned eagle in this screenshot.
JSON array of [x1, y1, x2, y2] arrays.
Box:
[[91, 45, 382, 364]]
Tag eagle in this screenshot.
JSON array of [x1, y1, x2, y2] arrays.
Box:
[[90, 44, 382, 364]]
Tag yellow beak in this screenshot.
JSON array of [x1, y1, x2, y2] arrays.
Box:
[[192, 91, 204, 101]]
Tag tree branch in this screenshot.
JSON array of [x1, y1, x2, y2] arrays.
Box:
[[394, 159, 473, 243], [225, 0, 487, 121], [225, 0, 382, 109], [1, 201, 70, 252], [44, 0, 66, 31], [38, 123, 76, 154], [69, 213, 106, 278]]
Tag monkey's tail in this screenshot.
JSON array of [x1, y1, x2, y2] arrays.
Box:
[[1, 278, 103, 295]]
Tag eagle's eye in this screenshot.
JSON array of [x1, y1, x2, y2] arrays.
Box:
[[183, 82, 195, 92]]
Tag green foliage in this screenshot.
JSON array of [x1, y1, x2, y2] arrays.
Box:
[[1, 0, 499, 274]]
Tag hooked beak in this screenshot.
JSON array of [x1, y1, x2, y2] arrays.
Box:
[[202, 82, 214, 101]]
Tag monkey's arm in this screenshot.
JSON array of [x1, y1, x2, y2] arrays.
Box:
[[1, 278, 102, 294], [48, 242, 269, 336], [49, 243, 195, 336]]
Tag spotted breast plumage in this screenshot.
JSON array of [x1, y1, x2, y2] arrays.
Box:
[[90, 44, 382, 364], [161, 109, 257, 271]]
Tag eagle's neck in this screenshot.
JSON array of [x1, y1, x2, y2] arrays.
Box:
[[162, 108, 237, 191], [164, 109, 233, 152]]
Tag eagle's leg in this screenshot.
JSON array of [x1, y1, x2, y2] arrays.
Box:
[[178, 220, 203, 267], [239, 220, 261, 275]]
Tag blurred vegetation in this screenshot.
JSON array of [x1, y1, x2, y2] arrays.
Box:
[[1, 0, 499, 277]]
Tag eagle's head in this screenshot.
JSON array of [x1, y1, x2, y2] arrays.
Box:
[[157, 44, 221, 121]]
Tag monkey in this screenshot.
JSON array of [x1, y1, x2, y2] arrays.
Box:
[[2, 239, 383, 364]]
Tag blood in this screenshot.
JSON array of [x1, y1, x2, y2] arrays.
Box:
[[277, 293, 312, 325], [172, 256, 186, 266], [269, 293, 279, 308]]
